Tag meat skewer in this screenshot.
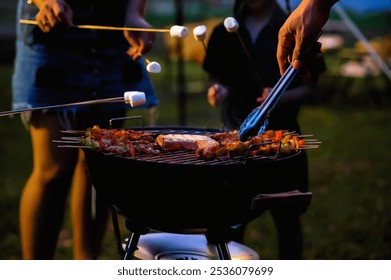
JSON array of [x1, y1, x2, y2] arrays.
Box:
[[60, 127, 319, 159]]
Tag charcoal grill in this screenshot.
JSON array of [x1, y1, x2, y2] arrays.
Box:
[[64, 126, 313, 259]]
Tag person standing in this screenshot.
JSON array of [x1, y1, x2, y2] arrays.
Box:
[[13, 0, 158, 259], [203, 0, 325, 259]]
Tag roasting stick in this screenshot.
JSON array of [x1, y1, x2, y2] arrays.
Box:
[[223, 17, 262, 86], [0, 91, 146, 117], [19, 19, 189, 37], [145, 58, 161, 73], [19, 20, 189, 74], [0, 97, 122, 117]]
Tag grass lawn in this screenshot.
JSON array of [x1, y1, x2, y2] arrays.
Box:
[[1, 54, 391, 259]]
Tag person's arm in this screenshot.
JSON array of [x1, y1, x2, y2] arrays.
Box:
[[28, 0, 73, 32], [124, 0, 155, 60], [276, 0, 338, 75]]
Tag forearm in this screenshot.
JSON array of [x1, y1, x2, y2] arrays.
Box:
[[26, 0, 73, 30], [123, 0, 154, 58]]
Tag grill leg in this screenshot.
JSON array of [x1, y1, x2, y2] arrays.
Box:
[[205, 228, 233, 260], [123, 231, 141, 260], [215, 242, 231, 260]]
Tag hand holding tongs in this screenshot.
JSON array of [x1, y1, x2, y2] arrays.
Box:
[[238, 64, 298, 142], [238, 34, 323, 142]]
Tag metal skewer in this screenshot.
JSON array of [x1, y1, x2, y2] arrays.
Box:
[[0, 97, 124, 117], [223, 17, 263, 86], [57, 145, 93, 149]]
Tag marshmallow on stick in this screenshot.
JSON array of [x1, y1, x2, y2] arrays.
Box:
[[145, 59, 161, 73], [124, 91, 146, 107], [170, 25, 189, 38], [193, 25, 207, 41], [223, 17, 239, 33], [223, 16, 262, 85], [193, 25, 208, 53]]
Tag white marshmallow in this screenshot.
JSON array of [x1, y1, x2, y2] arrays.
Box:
[[170, 25, 189, 39], [124, 91, 146, 107], [146, 61, 161, 73], [193, 25, 207, 41], [224, 17, 239, 33]]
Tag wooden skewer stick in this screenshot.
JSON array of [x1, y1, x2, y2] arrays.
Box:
[[144, 58, 161, 73], [19, 19, 171, 33]]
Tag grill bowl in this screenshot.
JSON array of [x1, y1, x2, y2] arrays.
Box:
[[82, 127, 304, 231]]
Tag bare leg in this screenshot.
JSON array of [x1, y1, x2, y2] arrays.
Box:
[[19, 113, 78, 259], [70, 150, 93, 259], [71, 150, 109, 259]]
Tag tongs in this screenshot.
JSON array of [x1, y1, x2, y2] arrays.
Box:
[[238, 64, 298, 141], [238, 35, 323, 142]]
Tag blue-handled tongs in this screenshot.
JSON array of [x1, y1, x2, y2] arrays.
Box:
[[238, 35, 323, 142], [238, 64, 298, 142]]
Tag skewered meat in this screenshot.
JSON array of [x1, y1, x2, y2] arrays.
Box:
[[78, 126, 316, 159], [156, 134, 219, 151], [195, 130, 307, 160], [80, 125, 160, 156]]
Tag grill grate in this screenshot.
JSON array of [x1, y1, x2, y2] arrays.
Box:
[[103, 149, 283, 166], [60, 127, 300, 166]]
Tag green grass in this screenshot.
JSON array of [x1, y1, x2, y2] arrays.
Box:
[[1, 53, 391, 260]]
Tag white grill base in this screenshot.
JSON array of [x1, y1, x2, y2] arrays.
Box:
[[124, 232, 260, 260]]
